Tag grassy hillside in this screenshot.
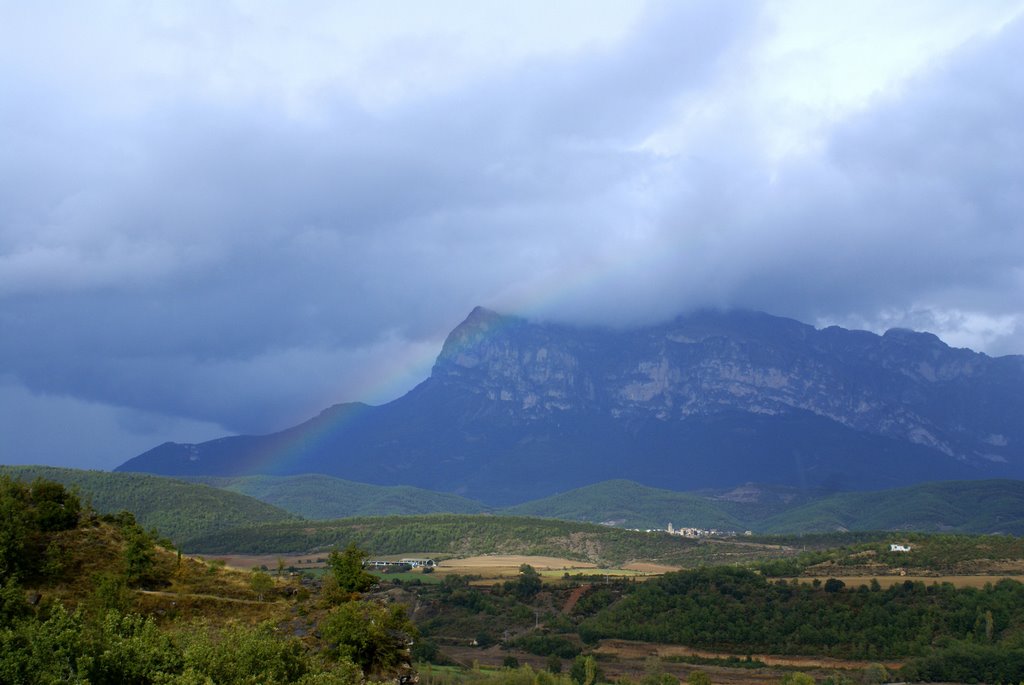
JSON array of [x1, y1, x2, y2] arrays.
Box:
[[503, 479, 745, 530], [504, 479, 1024, 536], [179, 513, 799, 568], [0, 465, 296, 545], [191, 473, 488, 519], [759, 479, 1024, 534]]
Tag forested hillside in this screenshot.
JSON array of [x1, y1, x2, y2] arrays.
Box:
[[179, 514, 764, 567], [504, 480, 744, 530], [506, 479, 1024, 535], [192, 473, 488, 519], [576, 566, 1024, 681], [0, 465, 295, 544], [758, 480, 1024, 534]]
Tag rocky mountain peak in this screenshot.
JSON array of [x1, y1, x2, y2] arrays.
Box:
[[117, 307, 1024, 503], [426, 307, 1022, 462]]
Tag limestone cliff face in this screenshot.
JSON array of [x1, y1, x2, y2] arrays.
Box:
[[432, 308, 1024, 464]]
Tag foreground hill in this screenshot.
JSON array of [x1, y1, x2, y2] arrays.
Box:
[[190, 473, 488, 519], [0, 465, 296, 544], [118, 308, 1024, 504], [0, 475, 417, 684]]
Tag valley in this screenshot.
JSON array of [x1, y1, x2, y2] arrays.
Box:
[[5, 311, 1024, 683], [7, 472, 1024, 683]]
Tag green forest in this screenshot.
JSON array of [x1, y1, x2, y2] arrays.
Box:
[[0, 466, 295, 544], [579, 566, 1024, 658], [192, 474, 488, 519]]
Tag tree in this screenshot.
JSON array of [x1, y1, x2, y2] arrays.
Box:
[[509, 564, 542, 601], [29, 478, 81, 532], [570, 655, 602, 685], [824, 578, 846, 593], [687, 671, 711, 685], [326, 543, 375, 596], [250, 570, 274, 601], [123, 525, 156, 587], [320, 600, 418, 678], [1, 476, 85, 584]]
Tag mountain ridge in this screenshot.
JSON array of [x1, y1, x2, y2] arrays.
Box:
[[117, 308, 1024, 503]]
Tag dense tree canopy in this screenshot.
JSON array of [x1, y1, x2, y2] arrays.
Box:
[[0, 476, 81, 583], [580, 566, 1024, 660]]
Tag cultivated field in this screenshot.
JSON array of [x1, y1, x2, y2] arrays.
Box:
[[205, 552, 676, 585]]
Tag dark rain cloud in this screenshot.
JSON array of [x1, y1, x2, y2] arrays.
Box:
[[1, 2, 1022, 466]]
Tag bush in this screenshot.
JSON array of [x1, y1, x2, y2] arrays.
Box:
[[514, 632, 581, 659]]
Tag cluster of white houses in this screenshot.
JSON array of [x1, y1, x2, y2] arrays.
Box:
[[662, 523, 752, 538], [364, 558, 437, 570]]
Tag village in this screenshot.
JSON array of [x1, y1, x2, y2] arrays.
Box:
[[626, 522, 754, 538]]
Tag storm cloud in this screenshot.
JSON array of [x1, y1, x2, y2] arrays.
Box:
[[2, 1, 1023, 468]]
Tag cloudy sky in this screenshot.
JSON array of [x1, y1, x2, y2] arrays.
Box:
[[3, 0, 1024, 470]]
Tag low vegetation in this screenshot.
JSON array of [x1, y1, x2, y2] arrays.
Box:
[[0, 474, 416, 684]]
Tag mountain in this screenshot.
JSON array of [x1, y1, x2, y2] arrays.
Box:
[[117, 307, 1024, 504], [0, 465, 296, 544], [187, 474, 488, 519]]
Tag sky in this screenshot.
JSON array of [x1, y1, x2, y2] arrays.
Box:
[[2, 0, 1024, 470]]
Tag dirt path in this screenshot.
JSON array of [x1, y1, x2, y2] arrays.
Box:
[[561, 584, 591, 614], [136, 589, 271, 605]]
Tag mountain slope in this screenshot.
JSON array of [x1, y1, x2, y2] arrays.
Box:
[[503, 478, 1024, 536], [505, 479, 744, 530], [118, 308, 1024, 504], [190, 474, 488, 519], [0, 465, 296, 544], [759, 479, 1024, 535]]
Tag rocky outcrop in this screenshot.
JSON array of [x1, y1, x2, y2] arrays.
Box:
[[431, 308, 1023, 464]]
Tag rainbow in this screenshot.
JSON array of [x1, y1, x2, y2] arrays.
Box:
[[221, 246, 682, 475], [226, 304, 526, 476]]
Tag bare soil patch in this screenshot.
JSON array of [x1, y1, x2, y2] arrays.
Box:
[[202, 553, 328, 571], [621, 561, 681, 574]]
